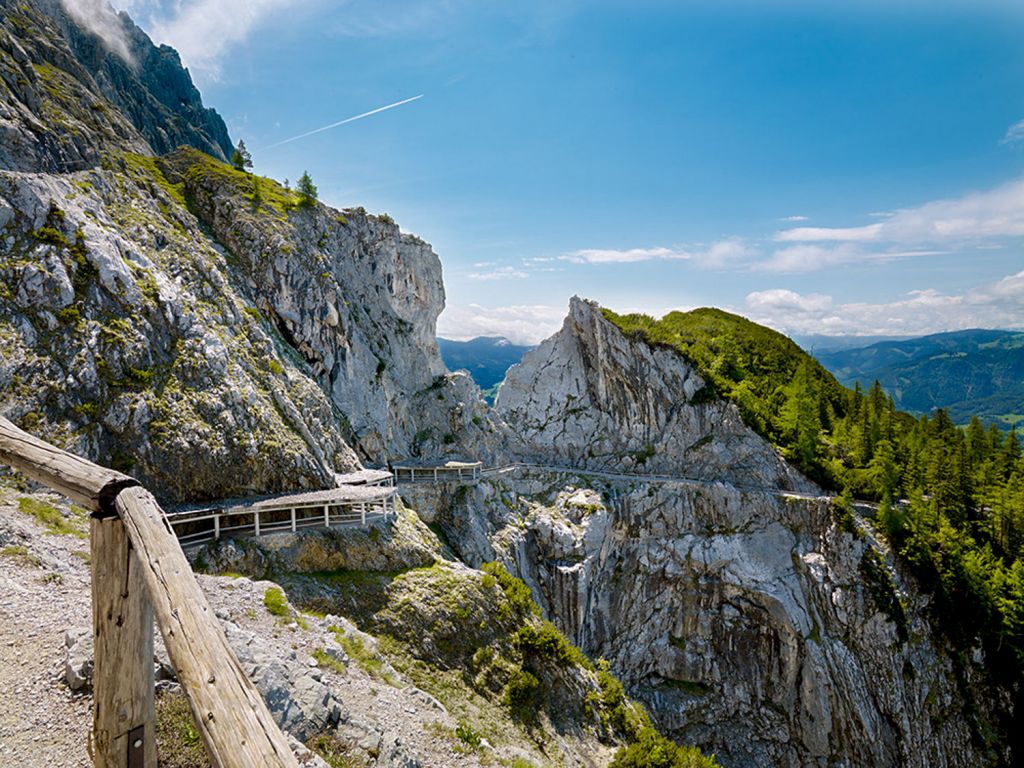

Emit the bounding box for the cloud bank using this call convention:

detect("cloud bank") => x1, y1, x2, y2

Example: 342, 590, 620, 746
565, 176, 1024, 275
745, 268, 1024, 337
62, 0, 135, 64
436, 303, 566, 346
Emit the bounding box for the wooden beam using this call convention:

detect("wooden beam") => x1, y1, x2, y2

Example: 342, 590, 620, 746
91, 517, 156, 768
115, 486, 299, 768
0, 416, 138, 517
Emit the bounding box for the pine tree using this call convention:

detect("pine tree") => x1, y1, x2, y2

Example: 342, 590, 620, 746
231, 139, 253, 172
296, 171, 318, 208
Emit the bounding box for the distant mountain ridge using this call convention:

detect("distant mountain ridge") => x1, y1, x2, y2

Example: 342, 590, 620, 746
814, 328, 1024, 428
437, 336, 533, 401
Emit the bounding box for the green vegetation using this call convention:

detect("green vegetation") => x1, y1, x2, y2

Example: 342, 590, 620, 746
330, 626, 395, 684
17, 497, 86, 537
312, 647, 347, 675
1, 544, 41, 567
119, 153, 188, 207
263, 586, 290, 619
817, 329, 1024, 429
297, 171, 318, 208
163, 147, 297, 218
455, 720, 483, 748
231, 139, 253, 172
611, 727, 721, 768
602, 307, 846, 482
32, 202, 68, 246
514, 621, 594, 671
481, 561, 540, 621
307, 731, 366, 768
155, 689, 210, 768
604, 304, 1024, 709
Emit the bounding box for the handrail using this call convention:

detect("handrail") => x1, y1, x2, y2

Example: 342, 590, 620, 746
0, 417, 298, 768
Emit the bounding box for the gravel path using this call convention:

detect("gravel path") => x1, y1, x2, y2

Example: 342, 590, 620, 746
0, 485, 584, 767
0, 487, 93, 767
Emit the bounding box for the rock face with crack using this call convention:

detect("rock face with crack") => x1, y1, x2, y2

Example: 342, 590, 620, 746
496, 297, 812, 491
0, 0, 503, 500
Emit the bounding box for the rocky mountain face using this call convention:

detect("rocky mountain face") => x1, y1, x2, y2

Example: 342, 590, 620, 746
410, 473, 995, 767
405, 298, 1007, 767
0, 0, 232, 173
0, 0, 497, 501
496, 297, 813, 492
0, 2, 1013, 767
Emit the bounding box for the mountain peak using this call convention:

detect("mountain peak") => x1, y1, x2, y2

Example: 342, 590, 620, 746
0, 0, 232, 172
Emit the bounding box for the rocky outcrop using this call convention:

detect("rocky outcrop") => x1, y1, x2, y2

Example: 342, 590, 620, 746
0, 0, 231, 173
0, 0, 501, 498
423, 468, 995, 768
496, 297, 813, 491
158, 148, 505, 465
0, 165, 361, 501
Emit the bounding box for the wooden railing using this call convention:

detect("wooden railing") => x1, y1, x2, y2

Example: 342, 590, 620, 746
167, 489, 397, 549
393, 461, 482, 484
0, 417, 299, 768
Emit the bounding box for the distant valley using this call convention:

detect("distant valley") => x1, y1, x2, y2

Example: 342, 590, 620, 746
437, 336, 534, 401
813, 329, 1024, 429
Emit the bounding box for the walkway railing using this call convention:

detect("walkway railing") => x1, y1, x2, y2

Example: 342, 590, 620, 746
0, 417, 299, 768
394, 461, 481, 484
167, 486, 397, 549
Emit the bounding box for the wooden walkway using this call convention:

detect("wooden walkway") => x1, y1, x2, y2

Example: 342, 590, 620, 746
166, 483, 398, 549
393, 461, 482, 484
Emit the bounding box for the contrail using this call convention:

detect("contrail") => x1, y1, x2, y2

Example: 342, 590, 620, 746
262, 95, 424, 150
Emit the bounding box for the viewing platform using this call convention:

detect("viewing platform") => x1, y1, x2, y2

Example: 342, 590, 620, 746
166, 483, 398, 548
393, 460, 482, 484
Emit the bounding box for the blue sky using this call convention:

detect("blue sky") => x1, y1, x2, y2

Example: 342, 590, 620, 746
115, 0, 1024, 344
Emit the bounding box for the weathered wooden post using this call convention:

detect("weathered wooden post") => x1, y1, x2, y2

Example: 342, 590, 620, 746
91, 516, 157, 767
0, 417, 300, 768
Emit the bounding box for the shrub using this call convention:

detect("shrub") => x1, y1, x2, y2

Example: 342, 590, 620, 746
481, 561, 540, 621
503, 668, 541, 718
515, 621, 593, 671
455, 721, 482, 748
263, 586, 289, 619
611, 727, 720, 768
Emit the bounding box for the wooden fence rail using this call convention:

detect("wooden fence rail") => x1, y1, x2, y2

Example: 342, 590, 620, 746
0, 416, 298, 768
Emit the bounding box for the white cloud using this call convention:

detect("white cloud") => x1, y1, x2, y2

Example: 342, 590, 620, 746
144, 0, 299, 77
745, 289, 833, 314
436, 303, 566, 346
561, 238, 755, 267
775, 178, 1024, 245
755, 243, 947, 273
1001, 118, 1024, 145
743, 269, 1024, 337
779, 215, 808, 222
466, 266, 529, 281
62, 0, 135, 64
776, 223, 884, 243
562, 246, 686, 264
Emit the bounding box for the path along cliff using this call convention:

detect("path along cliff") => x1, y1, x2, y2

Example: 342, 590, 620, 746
0, 1, 1014, 766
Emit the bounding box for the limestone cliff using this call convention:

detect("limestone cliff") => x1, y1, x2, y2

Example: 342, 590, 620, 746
496, 297, 812, 492
413, 472, 999, 767
0, 0, 232, 173
0, 0, 498, 500
409, 297, 1008, 767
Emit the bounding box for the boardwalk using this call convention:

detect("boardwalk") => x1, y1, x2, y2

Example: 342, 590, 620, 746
163, 459, 868, 550
166, 483, 398, 548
